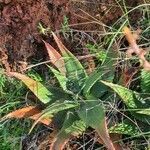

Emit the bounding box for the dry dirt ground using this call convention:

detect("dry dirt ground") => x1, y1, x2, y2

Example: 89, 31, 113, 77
0, 0, 146, 149
0, 0, 143, 72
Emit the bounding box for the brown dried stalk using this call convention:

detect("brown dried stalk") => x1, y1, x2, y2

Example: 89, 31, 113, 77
123, 27, 150, 71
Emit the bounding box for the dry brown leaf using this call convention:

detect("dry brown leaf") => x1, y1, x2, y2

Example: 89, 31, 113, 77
6, 72, 51, 104
51, 32, 67, 55
142, 60, 150, 71
1, 106, 51, 125
98, 133, 122, 150
121, 68, 138, 87
30, 113, 52, 126
123, 26, 141, 55
49, 130, 71, 150
123, 26, 150, 71
50, 136, 70, 150
96, 118, 115, 150
43, 40, 66, 75
5, 106, 40, 118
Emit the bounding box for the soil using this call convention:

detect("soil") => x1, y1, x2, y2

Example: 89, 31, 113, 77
0, 0, 142, 72
0, 0, 144, 149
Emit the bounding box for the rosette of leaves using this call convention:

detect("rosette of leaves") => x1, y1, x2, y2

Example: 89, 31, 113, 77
1, 33, 117, 150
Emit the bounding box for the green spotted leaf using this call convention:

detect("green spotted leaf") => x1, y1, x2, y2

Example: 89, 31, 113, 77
101, 81, 150, 123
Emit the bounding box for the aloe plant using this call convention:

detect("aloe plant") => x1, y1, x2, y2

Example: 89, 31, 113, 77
1, 25, 150, 150
1, 32, 117, 150
2, 28, 150, 149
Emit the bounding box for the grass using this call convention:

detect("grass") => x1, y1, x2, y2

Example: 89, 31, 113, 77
0, 68, 28, 149
0, 68, 53, 149
0, 1, 150, 149
0, 68, 47, 149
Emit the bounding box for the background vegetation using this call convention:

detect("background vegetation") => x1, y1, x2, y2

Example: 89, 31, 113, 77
0, 0, 150, 149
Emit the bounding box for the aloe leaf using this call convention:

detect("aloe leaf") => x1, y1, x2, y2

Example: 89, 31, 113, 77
78, 101, 115, 150
43, 40, 66, 75
1, 106, 52, 125
109, 122, 140, 136
43, 101, 78, 116
137, 109, 150, 115
101, 81, 149, 109
8, 72, 54, 104
29, 113, 52, 125
52, 32, 86, 76
83, 66, 113, 97
101, 81, 150, 123
2, 106, 40, 119
50, 134, 70, 150
50, 112, 86, 150
141, 70, 150, 93
29, 101, 79, 133
101, 81, 138, 108
52, 32, 87, 93
110, 119, 150, 138
83, 48, 118, 98
78, 101, 105, 128
47, 65, 67, 90
65, 119, 86, 137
